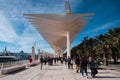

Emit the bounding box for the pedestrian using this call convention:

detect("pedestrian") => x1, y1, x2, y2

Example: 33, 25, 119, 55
81, 57, 88, 77
28, 56, 32, 64
65, 57, 67, 65
54, 57, 57, 64
60, 57, 63, 64
75, 56, 80, 73
44, 57, 47, 65
88, 57, 98, 77
67, 56, 71, 69
40, 56, 44, 70
71, 59, 73, 69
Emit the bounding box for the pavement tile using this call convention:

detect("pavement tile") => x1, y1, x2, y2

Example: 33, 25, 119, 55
0, 62, 120, 80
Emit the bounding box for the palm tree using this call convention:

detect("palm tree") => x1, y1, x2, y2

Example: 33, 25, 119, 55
71, 45, 79, 58
107, 27, 120, 63
96, 34, 110, 66
71, 27, 120, 65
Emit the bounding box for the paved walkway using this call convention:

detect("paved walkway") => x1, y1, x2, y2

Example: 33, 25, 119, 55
0, 62, 120, 80
105, 64, 120, 72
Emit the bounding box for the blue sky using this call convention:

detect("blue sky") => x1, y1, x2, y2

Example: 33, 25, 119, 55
0, 0, 120, 53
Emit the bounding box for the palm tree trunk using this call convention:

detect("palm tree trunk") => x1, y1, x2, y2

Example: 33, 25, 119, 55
113, 53, 117, 64
103, 53, 106, 66
103, 53, 108, 66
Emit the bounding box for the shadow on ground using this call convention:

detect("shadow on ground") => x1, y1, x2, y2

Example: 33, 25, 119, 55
95, 76, 120, 78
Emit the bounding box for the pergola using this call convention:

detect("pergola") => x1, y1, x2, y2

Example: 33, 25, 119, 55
24, 1, 92, 58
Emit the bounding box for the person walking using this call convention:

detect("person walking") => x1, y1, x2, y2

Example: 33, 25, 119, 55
67, 56, 71, 69
40, 56, 44, 70
54, 57, 57, 64
81, 57, 88, 77
88, 57, 98, 77
75, 56, 80, 73
60, 57, 63, 64
28, 56, 32, 64
71, 59, 74, 69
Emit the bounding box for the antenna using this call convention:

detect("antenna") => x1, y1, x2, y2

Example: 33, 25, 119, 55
65, 0, 71, 14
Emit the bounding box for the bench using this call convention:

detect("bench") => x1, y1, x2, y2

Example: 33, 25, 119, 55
28, 62, 39, 67
1, 65, 26, 74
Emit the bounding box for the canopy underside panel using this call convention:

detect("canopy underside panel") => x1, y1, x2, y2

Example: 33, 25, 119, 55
24, 14, 92, 51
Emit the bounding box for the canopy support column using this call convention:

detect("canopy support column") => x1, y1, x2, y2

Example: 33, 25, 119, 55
60, 50, 63, 57
58, 49, 60, 57
54, 47, 60, 57
67, 32, 71, 58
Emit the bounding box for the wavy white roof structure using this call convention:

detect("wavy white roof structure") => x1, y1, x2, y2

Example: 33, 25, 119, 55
24, 1, 93, 57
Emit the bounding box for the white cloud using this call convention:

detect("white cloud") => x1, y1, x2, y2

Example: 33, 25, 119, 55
0, 12, 18, 43
0, 0, 67, 53
0, 12, 53, 53
91, 22, 113, 32
15, 26, 53, 53
86, 20, 119, 35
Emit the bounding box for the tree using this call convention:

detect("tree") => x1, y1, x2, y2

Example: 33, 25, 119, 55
107, 27, 120, 63
71, 27, 120, 65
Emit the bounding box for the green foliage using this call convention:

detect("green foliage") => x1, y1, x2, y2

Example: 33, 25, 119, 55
71, 27, 120, 63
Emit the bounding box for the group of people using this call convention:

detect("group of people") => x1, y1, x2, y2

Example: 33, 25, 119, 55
29, 55, 98, 77
39, 56, 65, 70
67, 56, 98, 78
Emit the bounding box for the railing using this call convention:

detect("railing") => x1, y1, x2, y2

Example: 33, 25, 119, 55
0, 60, 29, 69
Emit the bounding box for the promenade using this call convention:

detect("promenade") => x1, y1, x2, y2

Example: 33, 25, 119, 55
0, 62, 120, 80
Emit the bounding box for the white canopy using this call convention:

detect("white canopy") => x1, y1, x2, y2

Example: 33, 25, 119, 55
24, 1, 93, 53
24, 14, 91, 51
